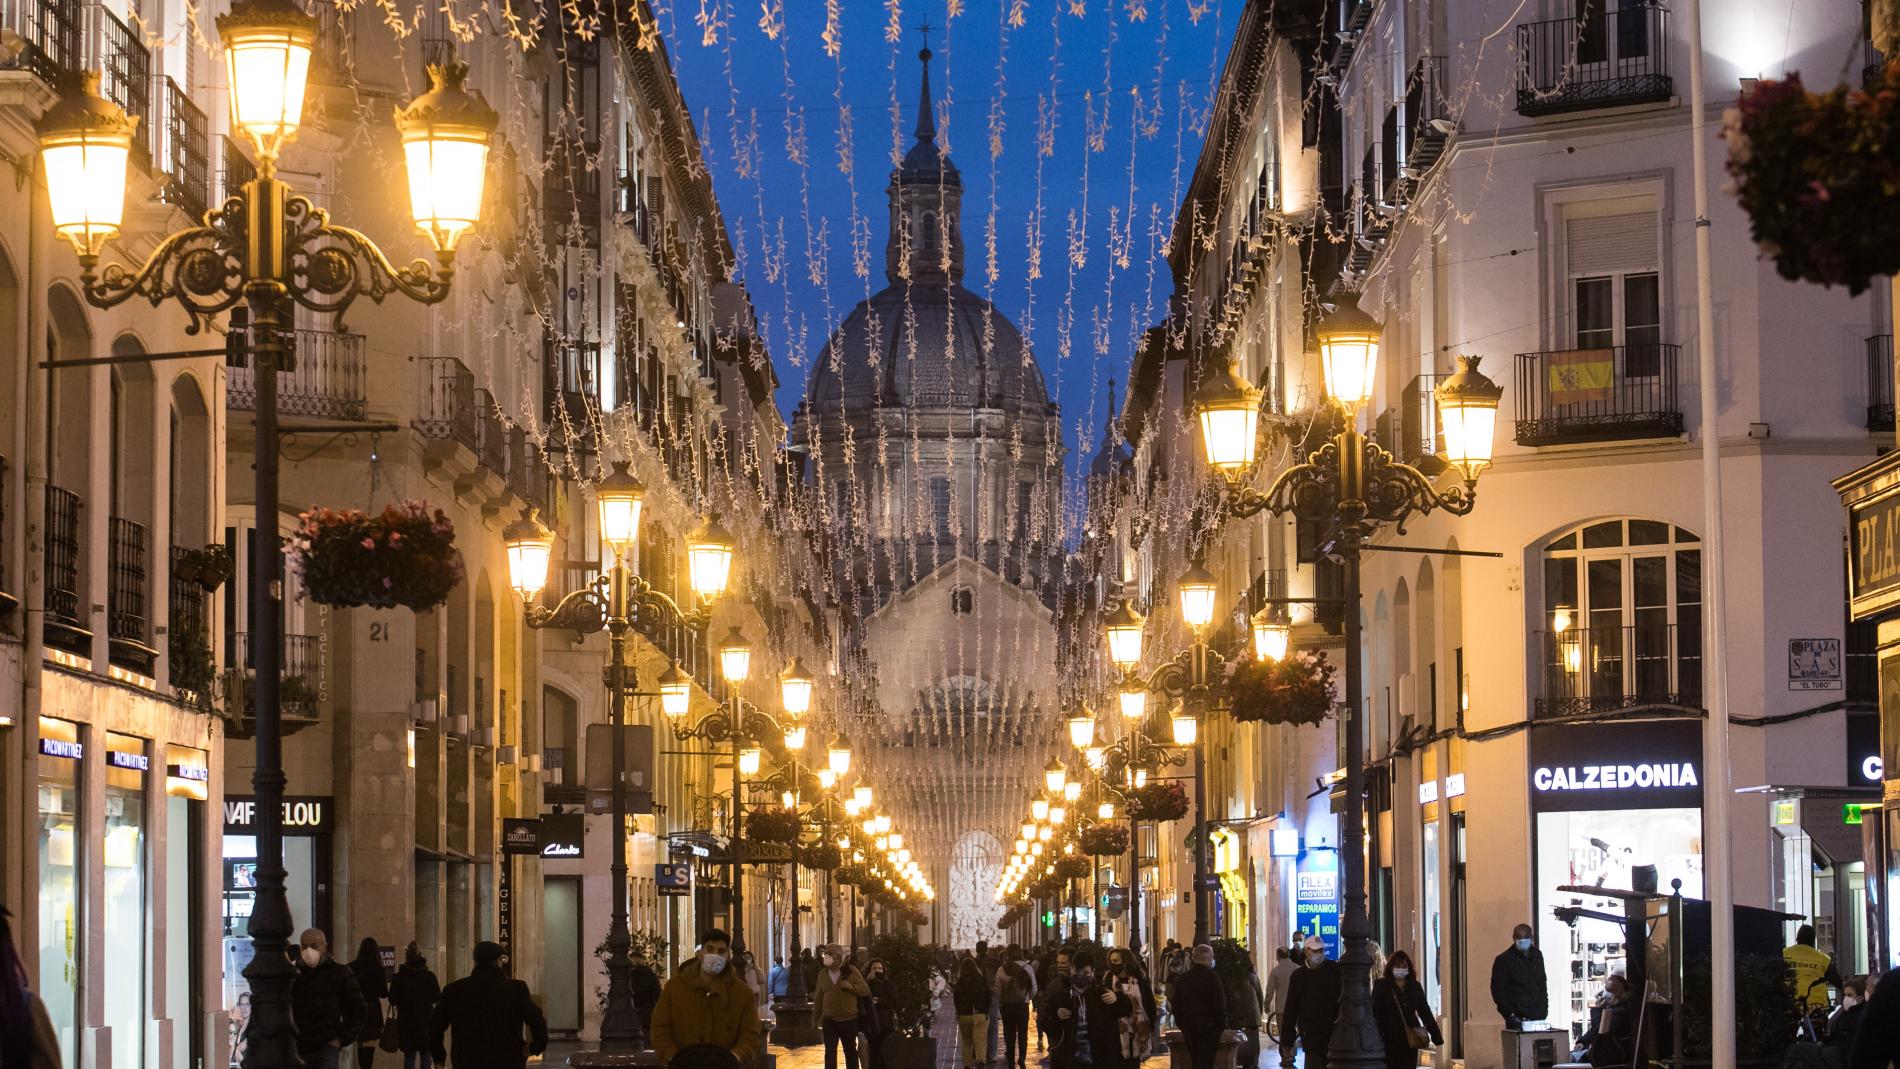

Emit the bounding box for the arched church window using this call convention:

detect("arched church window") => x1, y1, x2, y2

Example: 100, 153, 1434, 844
922, 212, 938, 252
950, 586, 974, 615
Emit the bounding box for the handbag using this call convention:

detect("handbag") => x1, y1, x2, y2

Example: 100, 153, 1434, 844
378, 1011, 402, 1053
1389, 989, 1430, 1050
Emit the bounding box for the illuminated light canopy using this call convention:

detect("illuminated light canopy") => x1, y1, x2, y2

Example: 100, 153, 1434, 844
393, 62, 499, 254
37, 73, 138, 260
1434, 354, 1505, 482
1318, 293, 1381, 413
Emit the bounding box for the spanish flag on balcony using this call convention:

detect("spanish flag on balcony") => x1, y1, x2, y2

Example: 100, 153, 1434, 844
1547, 348, 1615, 405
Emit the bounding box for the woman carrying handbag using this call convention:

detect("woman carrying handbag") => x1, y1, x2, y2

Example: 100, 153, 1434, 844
1370, 951, 1442, 1069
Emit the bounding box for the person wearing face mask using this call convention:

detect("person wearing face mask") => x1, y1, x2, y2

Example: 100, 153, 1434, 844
1041, 952, 1133, 1069
860, 958, 898, 1069
1281, 936, 1342, 1069
1102, 950, 1154, 1067
1168, 945, 1228, 1069
1371, 951, 1441, 1069
1827, 978, 1867, 1058
428, 942, 548, 1069
650, 929, 762, 1065
815, 943, 873, 1069
291, 929, 368, 1069
1489, 924, 1548, 1030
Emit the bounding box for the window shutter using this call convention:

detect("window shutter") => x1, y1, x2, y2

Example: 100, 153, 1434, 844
1565, 212, 1656, 276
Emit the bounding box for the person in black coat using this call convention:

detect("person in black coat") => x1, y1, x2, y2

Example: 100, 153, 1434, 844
386, 943, 441, 1069
1170, 946, 1229, 1069
1038, 951, 1134, 1069
1489, 925, 1548, 1029
1851, 967, 1899, 1069
631, 955, 664, 1041
429, 941, 549, 1069
1281, 937, 1343, 1069
292, 929, 368, 1069
348, 938, 389, 1069
1370, 951, 1442, 1069
861, 958, 899, 1069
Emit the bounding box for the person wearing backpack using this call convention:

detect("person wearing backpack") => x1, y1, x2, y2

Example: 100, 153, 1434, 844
995, 945, 1037, 1069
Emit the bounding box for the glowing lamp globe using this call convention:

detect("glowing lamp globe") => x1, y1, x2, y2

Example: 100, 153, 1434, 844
1084, 746, 1104, 770
1020, 821, 1036, 841
782, 725, 807, 752
827, 734, 853, 776
394, 62, 499, 254
1097, 801, 1115, 820
738, 747, 763, 777
779, 658, 815, 717
1118, 687, 1148, 722
1434, 354, 1504, 482
853, 785, 874, 809
1194, 358, 1262, 478
684, 515, 736, 602
217, 0, 316, 157
1252, 612, 1291, 662
1068, 713, 1096, 749
502, 508, 555, 603
1318, 294, 1381, 413
1177, 564, 1219, 632
1062, 780, 1081, 803
595, 462, 646, 560
717, 628, 753, 684
1044, 759, 1068, 794
1170, 710, 1199, 747
1103, 601, 1146, 670
1031, 798, 1050, 821
817, 769, 838, 791
38, 73, 137, 260
657, 662, 691, 719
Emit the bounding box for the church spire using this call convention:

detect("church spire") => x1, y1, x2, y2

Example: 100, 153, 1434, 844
885, 20, 964, 285
915, 22, 936, 145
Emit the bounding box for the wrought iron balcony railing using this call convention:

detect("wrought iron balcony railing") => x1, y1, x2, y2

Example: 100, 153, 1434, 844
44, 484, 88, 654
88, 3, 150, 170
1405, 56, 1450, 173
1513, 343, 1683, 445
1867, 334, 1893, 432
155, 76, 209, 222
227, 631, 324, 731
0, 0, 81, 89
107, 516, 157, 674
1534, 622, 1702, 718
228, 327, 368, 419
1516, 4, 1672, 117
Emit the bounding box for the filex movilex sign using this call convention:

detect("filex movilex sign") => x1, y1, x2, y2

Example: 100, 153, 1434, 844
1527, 718, 1704, 812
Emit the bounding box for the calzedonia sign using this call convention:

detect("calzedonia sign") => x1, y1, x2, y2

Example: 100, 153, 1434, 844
1527, 719, 1704, 813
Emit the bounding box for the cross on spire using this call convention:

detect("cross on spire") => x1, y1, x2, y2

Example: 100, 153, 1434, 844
917, 18, 933, 59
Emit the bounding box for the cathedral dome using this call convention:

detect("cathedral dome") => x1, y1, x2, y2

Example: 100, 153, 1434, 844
805, 283, 1051, 415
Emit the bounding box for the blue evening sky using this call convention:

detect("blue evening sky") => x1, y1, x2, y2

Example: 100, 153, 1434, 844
659, 1, 1239, 485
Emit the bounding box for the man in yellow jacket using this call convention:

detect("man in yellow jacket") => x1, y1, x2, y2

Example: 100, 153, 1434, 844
1783, 924, 1843, 1015
651, 929, 764, 1065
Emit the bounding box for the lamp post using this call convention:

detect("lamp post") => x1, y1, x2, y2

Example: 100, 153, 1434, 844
37, 12, 500, 1065
1091, 705, 1185, 955
1103, 566, 1224, 945
664, 625, 784, 954
1189, 294, 1501, 1068
503, 480, 734, 1057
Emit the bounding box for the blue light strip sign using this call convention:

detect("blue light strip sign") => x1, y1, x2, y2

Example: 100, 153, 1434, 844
39, 738, 82, 760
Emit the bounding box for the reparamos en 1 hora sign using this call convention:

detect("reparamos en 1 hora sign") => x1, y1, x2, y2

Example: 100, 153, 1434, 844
1533, 762, 1700, 792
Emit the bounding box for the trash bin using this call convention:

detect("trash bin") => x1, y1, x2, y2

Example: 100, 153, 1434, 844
1163, 1028, 1241, 1069
1500, 1028, 1568, 1069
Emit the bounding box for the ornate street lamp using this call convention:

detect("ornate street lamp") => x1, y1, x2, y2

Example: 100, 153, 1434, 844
1104, 601, 1146, 670
41, 6, 498, 1059
1190, 292, 1502, 1069
780, 658, 815, 717
718, 627, 753, 684
1068, 712, 1097, 749
1044, 759, 1068, 794
828, 734, 854, 776
1251, 610, 1291, 662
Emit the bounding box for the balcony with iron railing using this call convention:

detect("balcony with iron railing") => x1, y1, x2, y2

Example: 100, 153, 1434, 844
226, 631, 323, 734
154, 76, 208, 222
1513, 343, 1683, 445
1377, 373, 1447, 473
1516, 4, 1672, 117
106, 516, 157, 675
1867, 334, 1893, 432
544, 339, 602, 443
0, 0, 82, 89
219, 135, 256, 205
89, 2, 150, 170
44, 484, 88, 655
506, 428, 550, 514
228, 327, 368, 419
168, 545, 214, 696
1533, 621, 1702, 718
1405, 56, 1451, 173
416, 356, 481, 451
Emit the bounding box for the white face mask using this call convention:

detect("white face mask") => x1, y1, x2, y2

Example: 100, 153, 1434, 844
702, 953, 729, 975
300, 947, 323, 967
1392, 968, 1410, 980
1305, 953, 1323, 967
1844, 996, 1861, 1009
822, 955, 836, 967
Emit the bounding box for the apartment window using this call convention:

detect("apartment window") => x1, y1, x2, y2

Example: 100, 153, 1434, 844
1539, 519, 1702, 715
930, 478, 952, 537
1565, 209, 1662, 374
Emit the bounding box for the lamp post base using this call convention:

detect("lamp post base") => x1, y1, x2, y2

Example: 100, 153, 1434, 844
770, 998, 820, 1047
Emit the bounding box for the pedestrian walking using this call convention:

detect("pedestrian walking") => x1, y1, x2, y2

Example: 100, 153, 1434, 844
293, 929, 368, 1069
1219, 946, 1264, 1069
815, 943, 872, 1069
1170, 946, 1227, 1069
650, 930, 761, 1065
1786, 923, 1844, 1033
982, 945, 1004, 1063
1102, 949, 1154, 1066
1829, 979, 1868, 1060
955, 957, 993, 1068
1040, 951, 1134, 1069
1371, 950, 1441, 1069
348, 938, 389, 1069
633, 953, 665, 1037
995, 945, 1037, 1069
769, 957, 791, 998
739, 952, 771, 1028
1281, 936, 1341, 1069
1262, 948, 1296, 1043
387, 943, 441, 1069
428, 941, 547, 1068
1850, 966, 1899, 1068
1489, 925, 1547, 1030
861, 958, 898, 1069
1, 906, 61, 1069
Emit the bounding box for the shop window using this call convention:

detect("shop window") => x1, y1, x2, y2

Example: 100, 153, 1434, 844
37, 716, 81, 1069
1537, 518, 1702, 717
103, 732, 148, 1069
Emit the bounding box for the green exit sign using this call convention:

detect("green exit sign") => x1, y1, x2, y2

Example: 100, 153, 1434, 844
1844, 803, 1868, 826
1042, 911, 1056, 927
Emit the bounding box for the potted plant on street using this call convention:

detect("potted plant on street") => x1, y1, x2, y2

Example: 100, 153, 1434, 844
867, 931, 938, 1069
1228, 651, 1336, 726
1680, 953, 1799, 1068
289, 500, 464, 612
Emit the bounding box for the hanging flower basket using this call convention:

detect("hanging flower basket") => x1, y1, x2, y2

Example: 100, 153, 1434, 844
746, 807, 802, 844
173, 543, 233, 593
1078, 823, 1131, 857
804, 842, 843, 871
998, 904, 1027, 929
1053, 855, 1092, 881
901, 907, 928, 926
1229, 651, 1336, 726
289, 501, 464, 612
1125, 782, 1190, 822
1723, 64, 1900, 294
834, 863, 869, 886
